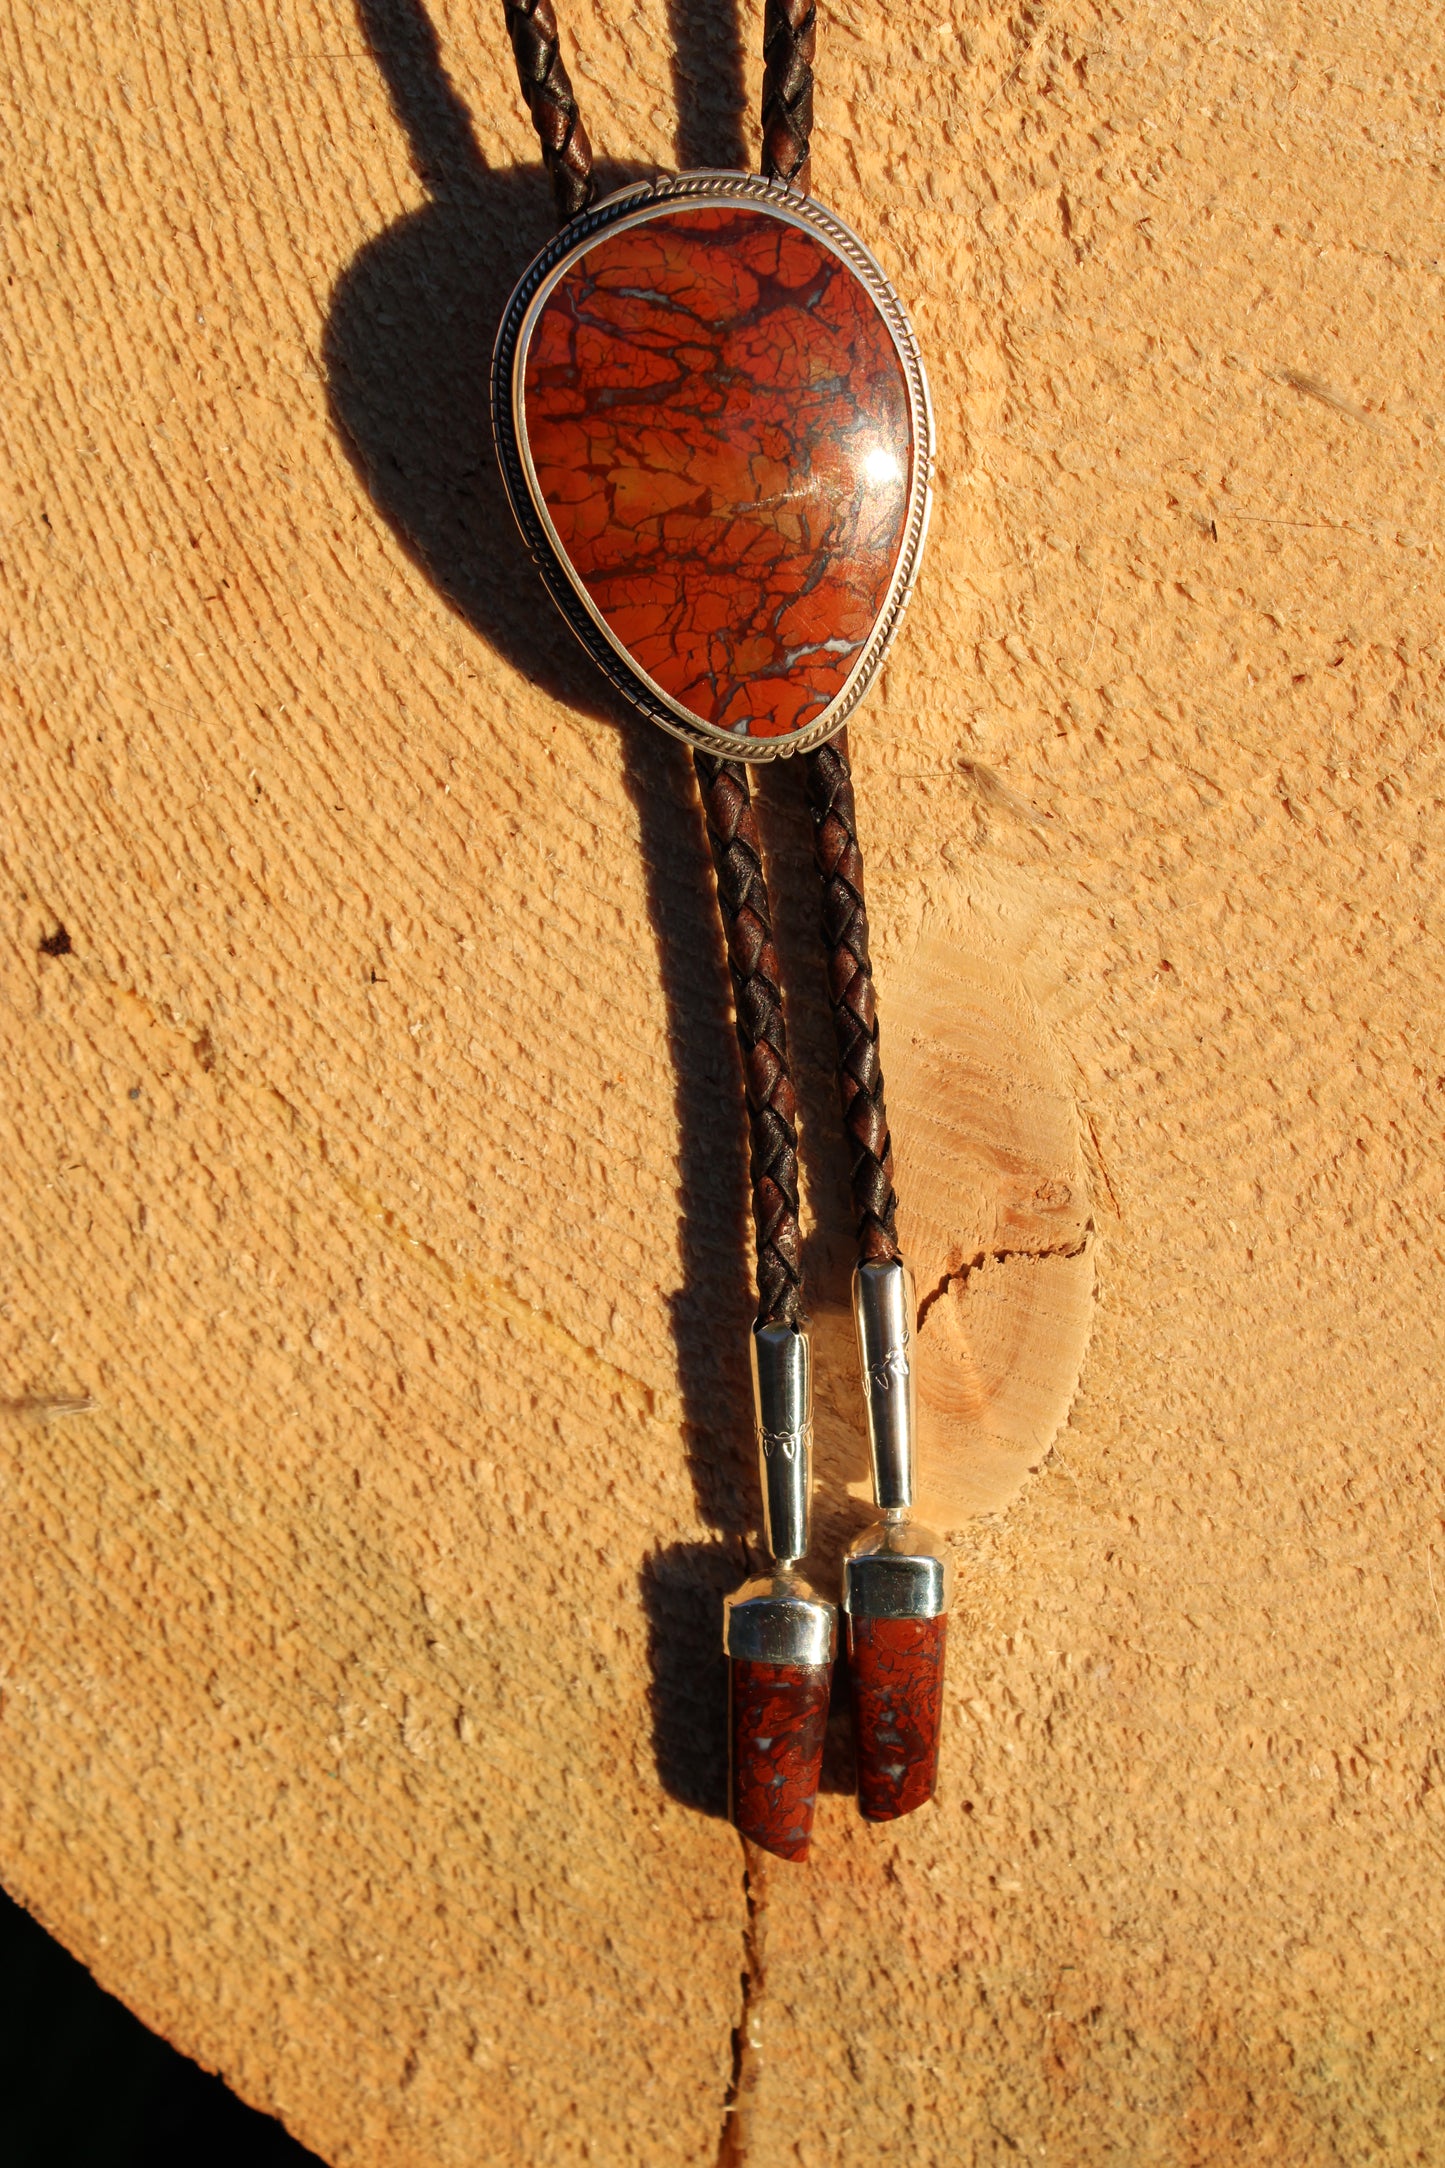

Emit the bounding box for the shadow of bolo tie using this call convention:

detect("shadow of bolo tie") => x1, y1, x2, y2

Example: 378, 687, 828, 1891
325, 0, 861, 1818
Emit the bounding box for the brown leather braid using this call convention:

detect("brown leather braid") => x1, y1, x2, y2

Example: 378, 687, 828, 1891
761, 0, 816, 194
758, 9, 906, 1273
502, 0, 596, 224
803, 731, 901, 1265
692, 752, 806, 1327
499, 0, 891, 1304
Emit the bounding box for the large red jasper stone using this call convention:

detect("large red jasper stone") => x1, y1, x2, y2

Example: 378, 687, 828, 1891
847, 1612, 946, 1822
522, 205, 912, 742
730, 1657, 832, 1861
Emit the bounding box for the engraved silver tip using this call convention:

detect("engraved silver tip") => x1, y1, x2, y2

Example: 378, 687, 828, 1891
750, 1320, 814, 1567
853, 1258, 918, 1511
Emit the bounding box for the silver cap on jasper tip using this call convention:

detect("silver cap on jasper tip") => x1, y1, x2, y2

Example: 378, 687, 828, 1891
843, 1518, 949, 1620
724, 1570, 837, 1665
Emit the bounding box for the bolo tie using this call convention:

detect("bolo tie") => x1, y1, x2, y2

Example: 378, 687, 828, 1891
490, 0, 948, 1860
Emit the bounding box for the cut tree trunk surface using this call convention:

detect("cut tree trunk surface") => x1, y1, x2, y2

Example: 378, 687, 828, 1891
3, 1, 1443, 2163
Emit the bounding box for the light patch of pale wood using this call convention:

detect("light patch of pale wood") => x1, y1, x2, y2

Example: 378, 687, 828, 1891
894, 934, 1095, 1524
808, 929, 1093, 1532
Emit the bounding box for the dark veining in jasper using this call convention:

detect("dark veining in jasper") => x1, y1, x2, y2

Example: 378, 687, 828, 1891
848, 1613, 946, 1822
730, 1658, 831, 1860
523, 205, 911, 741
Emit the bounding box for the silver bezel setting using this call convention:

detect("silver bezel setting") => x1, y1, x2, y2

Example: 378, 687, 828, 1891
491, 171, 935, 763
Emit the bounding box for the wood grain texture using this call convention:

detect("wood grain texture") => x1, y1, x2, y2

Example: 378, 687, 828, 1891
2, 0, 1444, 2162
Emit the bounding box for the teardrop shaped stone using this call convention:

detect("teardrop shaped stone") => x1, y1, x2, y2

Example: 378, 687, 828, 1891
520, 203, 914, 744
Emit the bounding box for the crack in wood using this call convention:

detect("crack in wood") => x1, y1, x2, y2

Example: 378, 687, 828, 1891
915, 1226, 1095, 1336
716, 1841, 769, 2167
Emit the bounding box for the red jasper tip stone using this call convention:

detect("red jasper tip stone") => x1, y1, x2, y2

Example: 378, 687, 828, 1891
729, 1657, 832, 1862
522, 205, 912, 744
848, 1613, 946, 1822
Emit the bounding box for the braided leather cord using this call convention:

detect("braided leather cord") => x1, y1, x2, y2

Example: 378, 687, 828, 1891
502, 0, 596, 223
761, 0, 816, 193
693, 753, 806, 1327
499, 0, 891, 1299
804, 731, 901, 1264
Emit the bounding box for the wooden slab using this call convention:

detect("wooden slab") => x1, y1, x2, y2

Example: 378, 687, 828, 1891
3, 0, 1444, 2163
